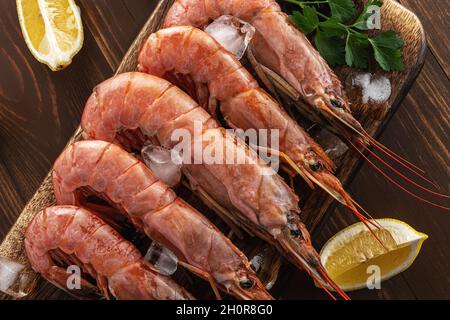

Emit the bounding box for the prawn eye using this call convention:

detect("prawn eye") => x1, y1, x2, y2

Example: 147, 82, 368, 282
288, 223, 301, 237
310, 162, 322, 171
331, 99, 342, 109
239, 277, 254, 289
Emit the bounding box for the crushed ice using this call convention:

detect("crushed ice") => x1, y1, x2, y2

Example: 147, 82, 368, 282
205, 15, 256, 60
141, 145, 182, 187
0, 257, 27, 297
145, 242, 178, 276
352, 73, 392, 104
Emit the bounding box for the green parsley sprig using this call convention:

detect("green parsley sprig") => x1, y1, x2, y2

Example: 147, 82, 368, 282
285, 0, 405, 71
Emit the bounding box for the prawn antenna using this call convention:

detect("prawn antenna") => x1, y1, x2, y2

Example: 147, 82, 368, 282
346, 137, 450, 211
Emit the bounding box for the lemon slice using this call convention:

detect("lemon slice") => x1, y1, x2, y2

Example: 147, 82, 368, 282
319, 218, 428, 291
17, 0, 83, 71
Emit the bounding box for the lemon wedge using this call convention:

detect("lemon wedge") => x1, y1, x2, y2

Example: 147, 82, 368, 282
319, 218, 428, 291
17, 0, 83, 71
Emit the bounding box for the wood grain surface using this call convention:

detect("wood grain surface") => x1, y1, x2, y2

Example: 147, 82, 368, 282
0, 0, 448, 299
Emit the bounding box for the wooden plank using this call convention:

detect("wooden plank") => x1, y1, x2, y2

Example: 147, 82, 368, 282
0, 0, 112, 238
400, 0, 450, 79
121, 0, 160, 23
77, 0, 157, 70
0, 0, 436, 300
0, 0, 157, 300
0, 0, 174, 300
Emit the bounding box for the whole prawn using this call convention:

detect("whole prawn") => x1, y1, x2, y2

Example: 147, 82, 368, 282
25, 205, 193, 300
52, 140, 272, 300
81, 72, 349, 299
162, 0, 450, 210
163, 0, 361, 133
137, 26, 373, 225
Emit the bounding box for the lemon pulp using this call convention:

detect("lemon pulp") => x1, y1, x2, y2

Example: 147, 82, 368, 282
18, 0, 83, 70
320, 219, 428, 291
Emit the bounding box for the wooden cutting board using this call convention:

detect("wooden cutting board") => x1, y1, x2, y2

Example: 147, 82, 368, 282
0, 0, 426, 299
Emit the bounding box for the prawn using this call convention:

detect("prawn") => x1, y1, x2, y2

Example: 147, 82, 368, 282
137, 26, 376, 226
81, 72, 350, 300
162, 0, 450, 210
25, 205, 193, 300
52, 140, 272, 300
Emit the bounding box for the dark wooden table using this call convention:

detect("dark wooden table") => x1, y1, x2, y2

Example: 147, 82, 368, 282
0, 0, 448, 299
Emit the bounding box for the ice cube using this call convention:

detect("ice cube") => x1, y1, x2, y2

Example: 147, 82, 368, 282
353, 73, 392, 104
141, 145, 182, 187
205, 15, 256, 60
313, 129, 349, 160
249, 245, 281, 290
145, 242, 178, 276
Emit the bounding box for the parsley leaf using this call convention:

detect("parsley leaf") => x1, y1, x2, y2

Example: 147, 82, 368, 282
328, 0, 357, 22
353, 0, 383, 30
369, 30, 405, 71
345, 32, 370, 68
290, 6, 320, 34
315, 30, 346, 66
319, 18, 347, 37
285, 0, 405, 71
